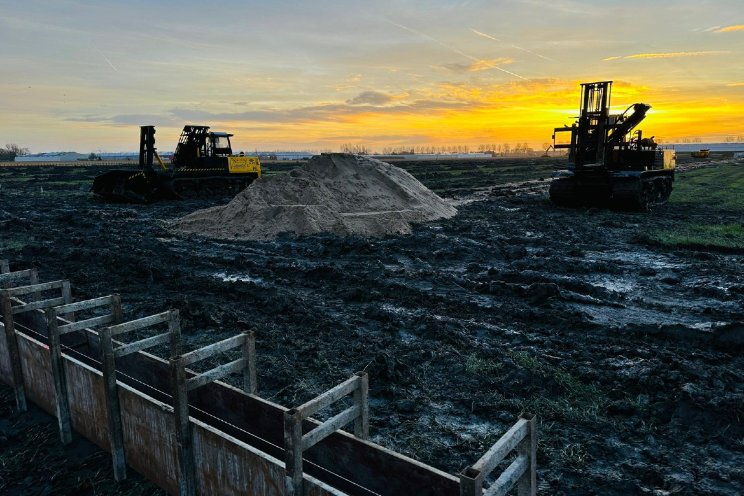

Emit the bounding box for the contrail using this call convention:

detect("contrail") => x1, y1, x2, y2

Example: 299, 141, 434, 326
471, 29, 553, 61
95, 48, 119, 73
384, 19, 526, 80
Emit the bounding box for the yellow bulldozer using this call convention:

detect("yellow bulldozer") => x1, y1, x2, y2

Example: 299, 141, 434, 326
92, 125, 261, 203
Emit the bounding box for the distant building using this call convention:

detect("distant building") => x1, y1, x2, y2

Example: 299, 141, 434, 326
15, 152, 87, 162
669, 143, 744, 153
255, 151, 314, 161
370, 153, 494, 161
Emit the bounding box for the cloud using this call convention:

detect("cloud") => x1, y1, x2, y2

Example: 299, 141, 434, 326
605, 51, 730, 60
727, 82, 744, 87
440, 57, 514, 73
346, 91, 394, 105
470, 29, 553, 61
715, 25, 744, 33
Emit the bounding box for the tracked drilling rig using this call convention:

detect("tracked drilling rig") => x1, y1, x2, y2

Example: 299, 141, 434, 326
550, 81, 675, 210
92, 125, 261, 203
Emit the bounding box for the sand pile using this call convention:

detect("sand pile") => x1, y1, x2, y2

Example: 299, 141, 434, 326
173, 153, 457, 240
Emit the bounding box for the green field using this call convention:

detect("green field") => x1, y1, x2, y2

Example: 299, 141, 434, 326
640, 162, 744, 251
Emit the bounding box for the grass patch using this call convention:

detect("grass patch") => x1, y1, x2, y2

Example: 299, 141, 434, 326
671, 163, 744, 210
639, 223, 744, 251
464, 353, 503, 375
0, 239, 29, 251
508, 351, 607, 422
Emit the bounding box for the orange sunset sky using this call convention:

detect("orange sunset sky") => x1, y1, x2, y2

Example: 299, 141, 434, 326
1, 0, 742, 153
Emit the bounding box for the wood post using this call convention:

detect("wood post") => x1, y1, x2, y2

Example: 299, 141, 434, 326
284, 408, 304, 495
517, 414, 537, 496
45, 307, 72, 444
353, 371, 369, 439
27, 269, 39, 301
100, 327, 127, 481
169, 310, 182, 357
61, 280, 74, 322
171, 356, 195, 496
242, 330, 257, 395
1, 292, 27, 412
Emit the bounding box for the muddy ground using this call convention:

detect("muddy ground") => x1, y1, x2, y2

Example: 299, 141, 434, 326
1, 156, 742, 495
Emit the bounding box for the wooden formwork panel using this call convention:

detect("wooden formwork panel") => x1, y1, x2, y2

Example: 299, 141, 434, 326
17, 332, 56, 414
3, 326, 346, 496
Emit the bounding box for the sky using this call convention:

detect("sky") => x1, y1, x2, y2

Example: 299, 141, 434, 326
1, 0, 743, 153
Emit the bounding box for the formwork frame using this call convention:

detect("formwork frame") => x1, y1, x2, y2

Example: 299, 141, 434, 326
0, 260, 540, 496
285, 372, 369, 495
100, 310, 183, 481
46, 294, 123, 444
170, 331, 257, 496
0, 274, 71, 412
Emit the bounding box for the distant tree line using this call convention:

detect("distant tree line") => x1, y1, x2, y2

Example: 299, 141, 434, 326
0, 144, 29, 161
340, 143, 370, 155
341, 143, 550, 155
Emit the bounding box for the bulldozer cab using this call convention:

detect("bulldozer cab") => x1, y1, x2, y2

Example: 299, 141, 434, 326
209, 132, 233, 157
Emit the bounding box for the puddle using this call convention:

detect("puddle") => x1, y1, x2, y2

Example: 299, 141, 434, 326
212, 271, 265, 284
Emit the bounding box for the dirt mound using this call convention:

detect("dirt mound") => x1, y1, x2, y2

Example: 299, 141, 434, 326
172, 153, 457, 239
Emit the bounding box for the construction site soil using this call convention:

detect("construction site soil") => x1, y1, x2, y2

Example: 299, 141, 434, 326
1, 156, 742, 495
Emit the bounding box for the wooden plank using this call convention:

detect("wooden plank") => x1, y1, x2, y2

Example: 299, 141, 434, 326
0, 260, 8, 274
100, 327, 127, 480
53, 295, 114, 314
517, 415, 537, 496
4, 279, 64, 296
0, 269, 36, 286
114, 332, 171, 358
1, 294, 27, 411
485, 455, 528, 496
171, 357, 196, 496
180, 334, 245, 366
471, 419, 528, 476
186, 358, 246, 392
12, 296, 66, 314
353, 372, 369, 439
241, 330, 257, 395
108, 312, 170, 336
302, 404, 360, 452
45, 307, 73, 444
58, 313, 115, 334
297, 375, 360, 418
